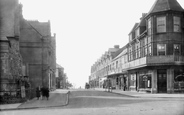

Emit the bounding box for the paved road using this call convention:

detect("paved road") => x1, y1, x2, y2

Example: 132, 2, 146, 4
1, 89, 184, 115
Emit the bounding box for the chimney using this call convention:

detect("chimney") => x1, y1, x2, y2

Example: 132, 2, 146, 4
140, 13, 147, 20
114, 45, 119, 49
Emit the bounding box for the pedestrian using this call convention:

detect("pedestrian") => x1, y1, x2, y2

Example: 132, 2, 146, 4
41, 86, 45, 100
36, 87, 40, 100
45, 87, 50, 100
108, 79, 112, 92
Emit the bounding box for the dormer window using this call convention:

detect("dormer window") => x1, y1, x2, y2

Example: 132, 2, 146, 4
135, 28, 140, 38
173, 16, 181, 32
129, 34, 132, 42
157, 16, 166, 33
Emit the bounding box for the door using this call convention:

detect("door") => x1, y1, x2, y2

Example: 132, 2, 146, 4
157, 69, 167, 93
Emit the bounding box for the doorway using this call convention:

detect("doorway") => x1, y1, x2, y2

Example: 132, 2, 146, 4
157, 69, 167, 93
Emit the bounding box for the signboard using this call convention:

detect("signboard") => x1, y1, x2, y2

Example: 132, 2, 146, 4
143, 75, 148, 81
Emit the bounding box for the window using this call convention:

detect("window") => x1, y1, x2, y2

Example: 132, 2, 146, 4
139, 75, 152, 88
129, 34, 132, 42
174, 44, 181, 55
136, 46, 138, 59
173, 16, 181, 32
148, 18, 151, 35
145, 46, 148, 56
144, 38, 147, 56
157, 17, 166, 33
157, 44, 166, 55
116, 61, 118, 69
148, 44, 152, 55
148, 37, 152, 55
135, 28, 140, 38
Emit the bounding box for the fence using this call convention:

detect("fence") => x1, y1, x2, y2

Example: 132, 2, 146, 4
0, 88, 34, 104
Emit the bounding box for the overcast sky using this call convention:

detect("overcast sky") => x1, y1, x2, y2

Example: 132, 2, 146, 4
19, 0, 184, 88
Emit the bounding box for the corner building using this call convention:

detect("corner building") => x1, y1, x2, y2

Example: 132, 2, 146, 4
127, 0, 184, 93
90, 0, 184, 94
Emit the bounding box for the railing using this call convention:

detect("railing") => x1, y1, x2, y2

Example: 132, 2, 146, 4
0, 88, 33, 104
123, 55, 184, 70
99, 55, 184, 76
147, 55, 184, 64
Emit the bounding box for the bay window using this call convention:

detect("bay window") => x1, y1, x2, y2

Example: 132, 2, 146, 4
157, 16, 166, 33
173, 16, 181, 32
157, 44, 166, 56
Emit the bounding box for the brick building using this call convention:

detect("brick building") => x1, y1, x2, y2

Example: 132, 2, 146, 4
19, 19, 56, 93
56, 64, 66, 89
90, 0, 184, 93
0, 0, 56, 103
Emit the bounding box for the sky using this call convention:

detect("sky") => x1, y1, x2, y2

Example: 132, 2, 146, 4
19, 0, 184, 88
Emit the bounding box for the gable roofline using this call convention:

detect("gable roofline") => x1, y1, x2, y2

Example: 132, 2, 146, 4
146, 0, 184, 17
128, 23, 139, 35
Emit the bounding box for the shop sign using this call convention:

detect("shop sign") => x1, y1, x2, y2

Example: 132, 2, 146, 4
143, 75, 148, 81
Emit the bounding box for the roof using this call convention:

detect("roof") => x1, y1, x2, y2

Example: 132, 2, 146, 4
111, 47, 125, 59
147, 0, 184, 15
137, 14, 147, 27
128, 23, 139, 35
27, 20, 51, 37
56, 64, 63, 69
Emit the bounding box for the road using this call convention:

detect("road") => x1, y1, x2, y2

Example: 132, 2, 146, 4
1, 89, 184, 115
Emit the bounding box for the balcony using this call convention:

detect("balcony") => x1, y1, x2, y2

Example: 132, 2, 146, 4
123, 55, 184, 70
147, 55, 184, 65
105, 55, 184, 76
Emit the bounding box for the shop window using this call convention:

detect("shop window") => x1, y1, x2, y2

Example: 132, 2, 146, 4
174, 69, 184, 92
130, 74, 136, 87
173, 16, 181, 32
139, 75, 152, 88
157, 16, 166, 33
157, 44, 166, 56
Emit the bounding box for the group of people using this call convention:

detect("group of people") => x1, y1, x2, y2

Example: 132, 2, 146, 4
103, 79, 112, 92
36, 86, 50, 100
103, 79, 127, 92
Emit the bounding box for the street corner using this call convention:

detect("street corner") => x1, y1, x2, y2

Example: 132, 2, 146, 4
17, 93, 69, 109
0, 103, 22, 111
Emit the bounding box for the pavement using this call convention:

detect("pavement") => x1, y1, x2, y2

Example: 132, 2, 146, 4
94, 88, 184, 98
0, 89, 69, 111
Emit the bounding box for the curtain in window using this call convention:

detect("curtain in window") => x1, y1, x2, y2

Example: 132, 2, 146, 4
174, 16, 180, 32
157, 44, 166, 55
157, 17, 166, 33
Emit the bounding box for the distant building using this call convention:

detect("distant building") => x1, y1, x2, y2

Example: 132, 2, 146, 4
56, 64, 64, 88
90, 45, 120, 88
